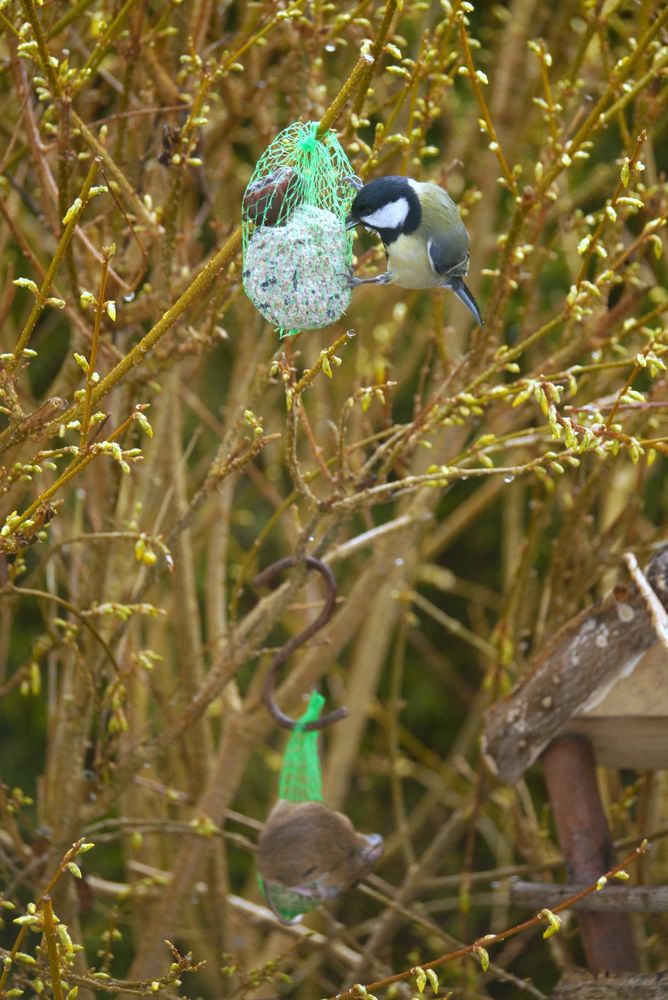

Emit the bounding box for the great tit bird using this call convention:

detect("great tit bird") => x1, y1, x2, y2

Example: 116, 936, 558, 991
346, 175, 483, 326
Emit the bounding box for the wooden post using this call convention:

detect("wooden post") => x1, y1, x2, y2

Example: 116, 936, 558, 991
542, 735, 638, 973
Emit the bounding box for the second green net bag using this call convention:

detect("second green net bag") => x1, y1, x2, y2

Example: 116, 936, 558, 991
259, 692, 325, 923
242, 121, 356, 338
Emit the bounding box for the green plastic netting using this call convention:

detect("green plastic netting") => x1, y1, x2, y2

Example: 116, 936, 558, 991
260, 691, 325, 922
241, 121, 356, 338
278, 690, 324, 804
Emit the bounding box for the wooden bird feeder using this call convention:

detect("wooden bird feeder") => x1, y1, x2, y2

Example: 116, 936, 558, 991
482, 545, 668, 991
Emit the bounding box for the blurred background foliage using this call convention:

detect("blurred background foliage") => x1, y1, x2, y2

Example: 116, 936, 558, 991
0, 0, 667, 996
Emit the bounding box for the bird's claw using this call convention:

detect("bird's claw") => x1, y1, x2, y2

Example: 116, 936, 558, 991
339, 267, 359, 289
343, 174, 363, 192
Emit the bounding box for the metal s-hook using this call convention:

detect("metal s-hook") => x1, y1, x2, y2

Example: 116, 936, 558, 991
253, 555, 348, 732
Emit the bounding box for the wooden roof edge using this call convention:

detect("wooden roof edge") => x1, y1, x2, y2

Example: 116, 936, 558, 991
481, 545, 668, 785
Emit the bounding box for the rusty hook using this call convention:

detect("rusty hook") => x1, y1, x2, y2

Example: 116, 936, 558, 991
253, 555, 349, 731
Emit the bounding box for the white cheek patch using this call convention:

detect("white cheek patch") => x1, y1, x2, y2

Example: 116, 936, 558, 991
361, 197, 410, 230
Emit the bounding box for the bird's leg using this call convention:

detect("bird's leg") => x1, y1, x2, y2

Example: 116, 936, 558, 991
346, 271, 393, 287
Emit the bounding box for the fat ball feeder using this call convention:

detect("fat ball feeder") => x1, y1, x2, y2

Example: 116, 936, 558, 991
241, 122, 356, 337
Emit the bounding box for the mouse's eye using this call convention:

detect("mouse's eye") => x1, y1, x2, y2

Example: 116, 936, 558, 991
301, 864, 317, 878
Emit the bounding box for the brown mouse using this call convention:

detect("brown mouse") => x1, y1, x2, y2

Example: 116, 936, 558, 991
257, 800, 383, 901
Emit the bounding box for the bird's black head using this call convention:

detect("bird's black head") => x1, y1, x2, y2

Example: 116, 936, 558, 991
346, 176, 421, 245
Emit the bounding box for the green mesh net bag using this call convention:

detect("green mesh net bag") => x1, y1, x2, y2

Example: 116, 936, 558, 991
277, 691, 324, 804
241, 121, 356, 338
260, 691, 325, 922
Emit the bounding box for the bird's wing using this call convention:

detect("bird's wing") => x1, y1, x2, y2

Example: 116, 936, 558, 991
427, 235, 470, 279
418, 182, 471, 279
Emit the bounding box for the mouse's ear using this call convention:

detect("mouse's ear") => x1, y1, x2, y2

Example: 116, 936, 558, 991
360, 832, 384, 865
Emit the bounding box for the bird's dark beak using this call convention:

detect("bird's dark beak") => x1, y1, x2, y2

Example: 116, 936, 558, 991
346, 215, 359, 231
449, 276, 484, 327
